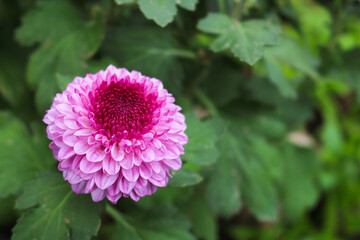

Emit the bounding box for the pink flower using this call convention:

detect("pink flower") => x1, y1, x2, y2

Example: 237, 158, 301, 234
43, 65, 188, 203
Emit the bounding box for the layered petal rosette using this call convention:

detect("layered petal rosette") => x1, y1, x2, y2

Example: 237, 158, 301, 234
43, 65, 188, 203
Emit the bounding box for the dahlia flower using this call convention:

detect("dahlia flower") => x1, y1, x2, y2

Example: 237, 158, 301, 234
43, 65, 188, 203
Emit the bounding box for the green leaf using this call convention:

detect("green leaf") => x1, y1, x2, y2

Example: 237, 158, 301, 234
56, 73, 73, 92
168, 169, 203, 187
198, 13, 280, 65
13, 173, 104, 240
0, 112, 51, 198
180, 193, 217, 240
183, 113, 223, 166
110, 205, 196, 240
263, 37, 319, 98
177, 0, 198, 11
0, 54, 27, 107
206, 132, 242, 217
102, 27, 195, 94
238, 134, 279, 221
291, 0, 331, 49
138, 0, 198, 27
115, 0, 198, 27
207, 129, 279, 220
281, 144, 319, 220
201, 58, 242, 106
15, 0, 105, 112
138, 0, 177, 27
115, 0, 135, 4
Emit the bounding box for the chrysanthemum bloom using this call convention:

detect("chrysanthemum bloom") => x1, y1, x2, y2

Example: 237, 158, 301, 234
43, 65, 188, 203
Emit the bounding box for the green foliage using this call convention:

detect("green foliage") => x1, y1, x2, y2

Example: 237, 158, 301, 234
15, 0, 105, 112
115, 0, 198, 27
1, 0, 360, 239
198, 13, 280, 65
109, 205, 196, 240
13, 173, 104, 240
262, 36, 319, 98
102, 27, 195, 94
0, 112, 52, 198
168, 169, 203, 187
183, 113, 223, 166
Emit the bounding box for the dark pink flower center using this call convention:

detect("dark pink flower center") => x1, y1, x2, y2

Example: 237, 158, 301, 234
90, 78, 159, 140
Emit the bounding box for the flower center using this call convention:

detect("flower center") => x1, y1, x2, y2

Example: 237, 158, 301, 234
90, 79, 158, 139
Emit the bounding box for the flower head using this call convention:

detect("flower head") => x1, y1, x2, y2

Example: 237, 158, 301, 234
43, 65, 188, 203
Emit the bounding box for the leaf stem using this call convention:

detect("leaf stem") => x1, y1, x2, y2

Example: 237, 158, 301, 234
231, 0, 245, 20
217, 0, 226, 13
195, 89, 220, 118
105, 204, 135, 232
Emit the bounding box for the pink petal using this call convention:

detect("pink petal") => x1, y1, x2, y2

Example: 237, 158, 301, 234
74, 129, 93, 136
107, 194, 122, 204
63, 130, 78, 147
118, 177, 136, 194
72, 181, 86, 194
91, 188, 106, 202
130, 192, 140, 202
63, 117, 79, 129
120, 152, 134, 169
141, 148, 155, 162
122, 166, 139, 182
139, 164, 153, 179
80, 158, 102, 174
77, 117, 90, 128
58, 145, 75, 160
111, 143, 125, 161
94, 172, 118, 190
55, 103, 73, 115
86, 146, 106, 162
74, 139, 89, 155
163, 158, 182, 170
164, 144, 180, 159
150, 161, 162, 174
103, 156, 121, 175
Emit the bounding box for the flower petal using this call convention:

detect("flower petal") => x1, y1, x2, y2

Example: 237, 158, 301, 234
103, 156, 121, 175
94, 172, 118, 190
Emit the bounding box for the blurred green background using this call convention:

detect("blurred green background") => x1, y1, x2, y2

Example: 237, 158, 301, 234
1, 0, 360, 239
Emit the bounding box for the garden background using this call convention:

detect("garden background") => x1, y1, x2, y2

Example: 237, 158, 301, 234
1, 0, 360, 239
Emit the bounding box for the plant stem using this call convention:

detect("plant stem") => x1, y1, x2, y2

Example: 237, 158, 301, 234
105, 204, 135, 232
217, 0, 226, 13
195, 89, 220, 118
231, 0, 245, 20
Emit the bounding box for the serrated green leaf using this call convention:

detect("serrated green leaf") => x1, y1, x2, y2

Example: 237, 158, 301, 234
115, 0, 197, 27
15, 0, 105, 112
180, 193, 217, 240
198, 13, 280, 65
206, 133, 242, 217
281, 144, 319, 220
168, 169, 203, 187
138, 0, 177, 27
110, 205, 196, 240
115, 0, 134, 4
237, 134, 279, 221
136, 0, 197, 27
183, 113, 223, 166
0, 112, 51, 198
13, 173, 104, 240
207, 129, 279, 220
102, 27, 195, 94
177, 0, 198, 10
263, 37, 319, 98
